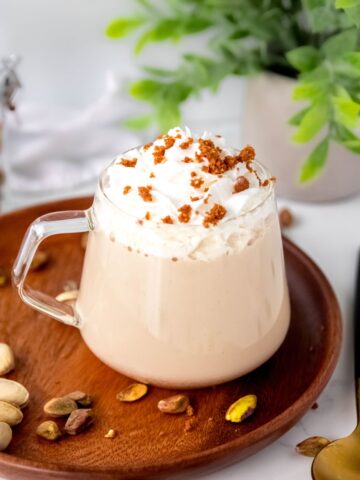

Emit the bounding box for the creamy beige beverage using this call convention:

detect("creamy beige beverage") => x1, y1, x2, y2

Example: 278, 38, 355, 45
76, 127, 290, 388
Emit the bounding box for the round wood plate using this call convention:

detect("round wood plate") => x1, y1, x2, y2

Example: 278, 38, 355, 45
0, 197, 341, 480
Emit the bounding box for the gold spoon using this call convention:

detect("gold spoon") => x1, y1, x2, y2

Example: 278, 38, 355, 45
312, 255, 360, 480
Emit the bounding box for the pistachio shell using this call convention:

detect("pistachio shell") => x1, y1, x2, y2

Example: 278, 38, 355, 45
0, 401, 23, 426
0, 379, 29, 407
55, 290, 79, 303
116, 383, 148, 402
296, 436, 330, 457
0, 422, 12, 451
0, 343, 15, 375
36, 421, 62, 441
225, 394, 257, 423
43, 397, 77, 417
157, 394, 190, 414
65, 391, 92, 407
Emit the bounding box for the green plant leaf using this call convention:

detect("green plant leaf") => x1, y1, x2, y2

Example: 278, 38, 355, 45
336, 0, 359, 7
286, 46, 321, 72
288, 107, 311, 126
122, 114, 153, 130
130, 79, 163, 101
292, 100, 328, 143
182, 16, 212, 34
303, 0, 343, 33
332, 123, 360, 152
322, 28, 358, 59
106, 16, 145, 39
299, 136, 329, 183
292, 82, 325, 101
155, 102, 182, 132
332, 94, 360, 128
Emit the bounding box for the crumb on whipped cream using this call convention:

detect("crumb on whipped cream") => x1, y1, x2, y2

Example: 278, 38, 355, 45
107, 127, 274, 228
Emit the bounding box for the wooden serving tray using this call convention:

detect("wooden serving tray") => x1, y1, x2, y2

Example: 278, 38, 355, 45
0, 197, 341, 480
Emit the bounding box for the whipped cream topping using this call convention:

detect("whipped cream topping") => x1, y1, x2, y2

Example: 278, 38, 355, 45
101, 127, 273, 227
94, 128, 276, 260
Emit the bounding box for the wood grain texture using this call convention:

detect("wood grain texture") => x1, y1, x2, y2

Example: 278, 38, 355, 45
0, 197, 342, 480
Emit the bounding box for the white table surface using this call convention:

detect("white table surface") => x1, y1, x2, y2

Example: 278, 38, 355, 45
2, 189, 360, 480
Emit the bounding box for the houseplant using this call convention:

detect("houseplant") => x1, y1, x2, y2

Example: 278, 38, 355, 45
106, 0, 360, 201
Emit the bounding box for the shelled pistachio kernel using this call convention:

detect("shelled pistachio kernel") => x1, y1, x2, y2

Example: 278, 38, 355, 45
116, 383, 148, 402
65, 390, 92, 407
36, 421, 62, 441
0, 422, 12, 451
225, 394, 257, 423
0, 269, 9, 287
43, 397, 77, 417
296, 436, 331, 457
30, 250, 49, 271
0, 343, 15, 375
0, 379, 29, 407
0, 401, 23, 426
158, 394, 190, 414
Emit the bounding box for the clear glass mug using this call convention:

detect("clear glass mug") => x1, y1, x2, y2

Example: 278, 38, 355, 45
13, 158, 290, 388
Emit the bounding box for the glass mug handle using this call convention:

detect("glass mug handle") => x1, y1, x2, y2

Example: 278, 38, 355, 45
12, 210, 91, 328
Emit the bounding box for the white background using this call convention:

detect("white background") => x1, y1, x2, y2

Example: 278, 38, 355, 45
1, 2, 359, 479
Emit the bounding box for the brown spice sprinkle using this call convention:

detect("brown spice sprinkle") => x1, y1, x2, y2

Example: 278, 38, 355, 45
123, 185, 132, 195
143, 142, 152, 151
161, 216, 174, 224
179, 138, 193, 149
145, 212, 151, 221
120, 158, 137, 168
190, 196, 201, 202
203, 204, 227, 228
195, 140, 258, 176
182, 156, 193, 163
149, 172, 156, 178
138, 185, 153, 202
233, 176, 250, 194
178, 204, 192, 223
153, 135, 176, 164
190, 177, 204, 189
153, 145, 166, 165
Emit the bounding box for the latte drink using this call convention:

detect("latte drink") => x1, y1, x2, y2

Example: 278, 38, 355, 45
76, 127, 290, 388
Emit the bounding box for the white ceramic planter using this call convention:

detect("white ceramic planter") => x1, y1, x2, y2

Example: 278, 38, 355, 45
242, 73, 360, 202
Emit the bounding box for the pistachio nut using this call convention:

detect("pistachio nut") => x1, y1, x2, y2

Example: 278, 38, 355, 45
225, 394, 257, 423
104, 428, 116, 439
0, 401, 23, 426
64, 408, 93, 435
36, 420, 62, 441
157, 394, 190, 414
43, 397, 77, 417
296, 436, 331, 457
0, 422, 12, 451
65, 390, 92, 407
0, 379, 29, 407
30, 250, 49, 271
116, 383, 148, 402
0, 343, 15, 375
55, 290, 79, 306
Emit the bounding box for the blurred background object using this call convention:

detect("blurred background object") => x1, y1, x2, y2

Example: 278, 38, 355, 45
1, 0, 360, 208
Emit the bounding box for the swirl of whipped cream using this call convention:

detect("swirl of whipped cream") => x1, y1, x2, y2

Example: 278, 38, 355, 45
94, 127, 275, 260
